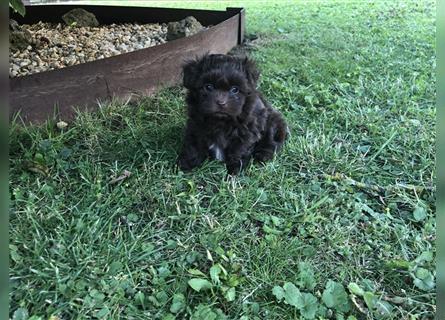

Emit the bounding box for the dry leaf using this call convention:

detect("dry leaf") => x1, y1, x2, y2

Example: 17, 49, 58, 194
110, 170, 131, 184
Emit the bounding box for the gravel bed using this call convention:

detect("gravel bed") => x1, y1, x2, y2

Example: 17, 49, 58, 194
9, 22, 168, 77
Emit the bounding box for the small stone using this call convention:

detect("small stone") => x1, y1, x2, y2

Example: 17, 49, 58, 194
9, 19, 20, 32
50, 61, 62, 69
62, 8, 99, 27
117, 44, 128, 52
19, 60, 30, 67
56, 121, 68, 129
10, 30, 33, 51
167, 16, 203, 41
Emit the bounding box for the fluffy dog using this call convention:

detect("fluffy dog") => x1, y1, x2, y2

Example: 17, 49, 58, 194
177, 54, 288, 174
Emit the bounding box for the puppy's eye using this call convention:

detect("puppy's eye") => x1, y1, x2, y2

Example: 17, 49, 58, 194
229, 86, 239, 94
204, 84, 214, 91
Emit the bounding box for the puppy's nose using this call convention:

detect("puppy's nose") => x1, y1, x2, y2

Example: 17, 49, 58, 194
216, 99, 227, 106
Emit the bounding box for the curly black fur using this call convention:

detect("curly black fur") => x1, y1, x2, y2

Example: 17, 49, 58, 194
177, 54, 288, 174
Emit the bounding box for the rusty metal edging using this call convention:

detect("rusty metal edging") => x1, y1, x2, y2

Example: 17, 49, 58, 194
9, 5, 245, 124
227, 7, 245, 44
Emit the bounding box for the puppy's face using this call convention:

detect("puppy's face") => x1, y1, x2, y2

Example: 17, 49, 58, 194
183, 54, 259, 118
197, 72, 247, 118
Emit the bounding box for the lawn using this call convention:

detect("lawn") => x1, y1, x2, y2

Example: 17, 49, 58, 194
9, 0, 436, 319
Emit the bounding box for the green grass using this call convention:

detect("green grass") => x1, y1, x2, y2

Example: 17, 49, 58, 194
9, 1, 436, 319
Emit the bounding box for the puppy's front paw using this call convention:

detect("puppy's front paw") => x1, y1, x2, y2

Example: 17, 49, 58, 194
177, 153, 204, 171
177, 157, 194, 171
226, 159, 243, 175
253, 149, 274, 163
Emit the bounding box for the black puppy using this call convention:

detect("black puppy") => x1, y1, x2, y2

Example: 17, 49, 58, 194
177, 54, 288, 174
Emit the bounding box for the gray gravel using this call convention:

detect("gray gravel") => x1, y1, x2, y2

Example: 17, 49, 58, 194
9, 21, 168, 77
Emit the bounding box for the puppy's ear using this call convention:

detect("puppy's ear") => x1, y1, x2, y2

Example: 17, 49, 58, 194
242, 57, 260, 88
182, 59, 200, 89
